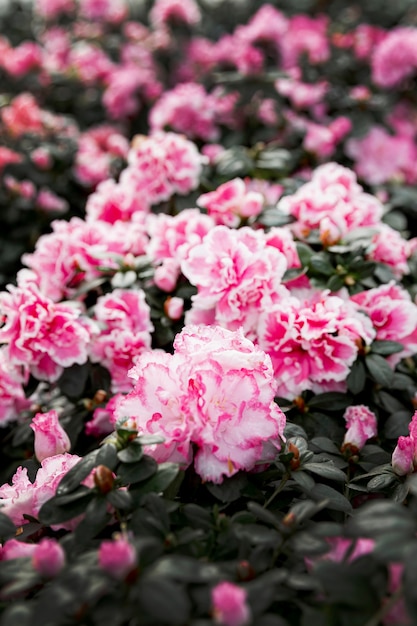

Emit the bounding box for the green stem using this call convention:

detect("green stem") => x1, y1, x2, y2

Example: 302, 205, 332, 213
264, 472, 290, 509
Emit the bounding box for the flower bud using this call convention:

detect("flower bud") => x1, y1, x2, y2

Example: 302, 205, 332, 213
211, 581, 251, 626
392, 436, 414, 476
32, 538, 65, 578
93, 464, 115, 494
98, 536, 137, 580
30, 410, 71, 462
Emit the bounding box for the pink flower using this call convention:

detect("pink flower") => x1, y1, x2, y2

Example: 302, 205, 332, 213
341, 405, 378, 453
367, 224, 413, 279
257, 289, 375, 398
36, 189, 69, 214
98, 536, 137, 579
2, 42, 41, 77
346, 126, 417, 186
149, 0, 201, 28
197, 179, 264, 227
0, 453, 80, 527
22, 217, 148, 302
85, 394, 123, 437
1, 93, 43, 138
0, 284, 95, 382
278, 162, 383, 241
280, 14, 330, 69
115, 325, 286, 483
127, 132, 204, 203
30, 410, 71, 462
392, 436, 414, 476
0, 147, 22, 172
0, 347, 30, 427
74, 125, 129, 189
211, 582, 250, 626
149, 83, 221, 142
34, 0, 75, 19
146, 209, 214, 291
78, 0, 128, 22
89, 289, 153, 392
164, 296, 184, 320
392, 411, 417, 476
0, 539, 37, 560
182, 226, 288, 339
32, 538, 66, 578
86, 178, 150, 224
351, 283, 417, 367
371, 27, 417, 88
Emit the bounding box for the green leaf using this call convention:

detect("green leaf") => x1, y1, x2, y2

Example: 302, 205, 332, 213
404, 543, 417, 621
347, 359, 366, 394
307, 393, 351, 412
247, 502, 281, 527
0, 511, 15, 542
38, 489, 94, 526
302, 462, 346, 482
291, 470, 315, 492
137, 578, 191, 625
73, 496, 112, 545
311, 484, 352, 513
117, 442, 143, 464
310, 437, 341, 455
347, 500, 416, 538
56, 446, 114, 496
150, 556, 220, 583
296, 242, 314, 266
118, 455, 158, 485
206, 473, 248, 503
130, 463, 179, 497
309, 254, 334, 276
106, 489, 133, 511
365, 353, 394, 387
367, 473, 397, 492
370, 340, 404, 355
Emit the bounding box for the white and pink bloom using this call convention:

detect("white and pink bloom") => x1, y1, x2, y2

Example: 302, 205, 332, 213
30, 410, 71, 462
197, 178, 264, 228
115, 325, 286, 483
257, 288, 375, 399
182, 226, 288, 339
392, 411, 417, 476
0, 453, 81, 528
0, 347, 31, 427
341, 405, 378, 453
0, 284, 95, 382
278, 162, 384, 242
89, 289, 154, 393
351, 283, 417, 367
211, 582, 251, 626
126, 132, 204, 205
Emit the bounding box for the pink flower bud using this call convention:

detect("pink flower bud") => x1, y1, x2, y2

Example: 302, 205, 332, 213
98, 536, 136, 580
341, 405, 378, 453
30, 410, 71, 462
392, 436, 415, 476
154, 259, 180, 292
32, 538, 65, 578
164, 296, 184, 320
1, 539, 37, 560
211, 582, 251, 626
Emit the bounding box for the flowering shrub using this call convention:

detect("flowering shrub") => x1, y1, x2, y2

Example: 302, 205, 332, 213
1, 1, 417, 625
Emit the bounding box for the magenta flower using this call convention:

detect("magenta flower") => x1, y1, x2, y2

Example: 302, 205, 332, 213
30, 410, 71, 462
211, 582, 250, 626
98, 536, 137, 580
32, 538, 66, 578
0, 283, 95, 382
197, 178, 264, 227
